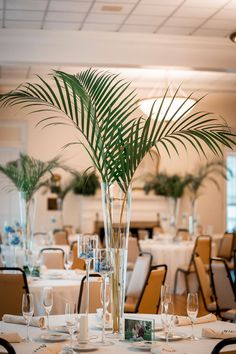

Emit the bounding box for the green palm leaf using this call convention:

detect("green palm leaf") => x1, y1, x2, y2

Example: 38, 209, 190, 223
1, 69, 235, 194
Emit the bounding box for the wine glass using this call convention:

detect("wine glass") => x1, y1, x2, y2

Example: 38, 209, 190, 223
28, 253, 35, 277
161, 284, 172, 307
161, 301, 174, 349
43, 287, 53, 330
64, 251, 73, 274
187, 292, 199, 340
65, 303, 78, 352
94, 248, 113, 346
22, 293, 34, 342
100, 278, 110, 325
78, 235, 98, 315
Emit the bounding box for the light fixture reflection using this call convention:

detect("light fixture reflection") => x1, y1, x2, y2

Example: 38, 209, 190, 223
139, 97, 196, 121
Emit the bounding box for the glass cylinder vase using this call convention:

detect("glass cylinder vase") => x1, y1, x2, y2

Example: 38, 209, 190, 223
18, 192, 37, 253
101, 182, 131, 336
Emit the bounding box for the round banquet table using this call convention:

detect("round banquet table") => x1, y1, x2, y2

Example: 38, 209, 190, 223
28, 269, 86, 316
1, 313, 236, 354
139, 238, 216, 294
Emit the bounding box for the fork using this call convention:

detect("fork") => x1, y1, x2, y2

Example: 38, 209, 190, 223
33, 344, 47, 353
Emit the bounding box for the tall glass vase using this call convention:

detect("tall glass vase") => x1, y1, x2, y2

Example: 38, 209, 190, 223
101, 182, 131, 336
169, 197, 180, 236
18, 192, 37, 253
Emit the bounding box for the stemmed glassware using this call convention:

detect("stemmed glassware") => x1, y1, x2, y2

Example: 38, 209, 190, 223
160, 284, 172, 309
43, 287, 53, 331
100, 278, 110, 326
64, 251, 73, 275
78, 235, 98, 316
65, 302, 78, 352
161, 301, 174, 349
22, 293, 34, 342
187, 292, 199, 340
94, 248, 113, 346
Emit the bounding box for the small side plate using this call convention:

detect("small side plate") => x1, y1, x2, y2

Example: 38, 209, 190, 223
155, 332, 187, 341
73, 343, 98, 352
38, 332, 70, 342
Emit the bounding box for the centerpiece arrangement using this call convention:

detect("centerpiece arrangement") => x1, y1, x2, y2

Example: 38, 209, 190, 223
1, 69, 235, 335
0, 153, 60, 251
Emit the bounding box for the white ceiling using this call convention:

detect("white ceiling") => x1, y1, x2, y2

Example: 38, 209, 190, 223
1, 0, 236, 37
0, 0, 236, 95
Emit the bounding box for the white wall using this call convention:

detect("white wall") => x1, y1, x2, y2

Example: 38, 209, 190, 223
0, 91, 236, 234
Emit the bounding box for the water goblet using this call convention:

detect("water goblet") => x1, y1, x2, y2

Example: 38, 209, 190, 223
78, 235, 98, 315
22, 293, 34, 342
94, 248, 114, 346
187, 292, 199, 340
43, 287, 53, 331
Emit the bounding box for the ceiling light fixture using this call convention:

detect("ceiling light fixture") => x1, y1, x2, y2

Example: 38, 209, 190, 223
229, 31, 236, 43
139, 96, 196, 121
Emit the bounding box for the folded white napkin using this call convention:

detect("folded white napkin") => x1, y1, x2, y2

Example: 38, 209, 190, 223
202, 327, 236, 339
176, 313, 217, 326
0, 331, 23, 343
35, 343, 63, 354
2, 314, 45, 328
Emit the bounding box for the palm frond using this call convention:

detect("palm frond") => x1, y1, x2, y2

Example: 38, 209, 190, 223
1, 69, 236, 194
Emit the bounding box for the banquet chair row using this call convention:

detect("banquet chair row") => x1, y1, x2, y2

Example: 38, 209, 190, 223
174, 235, 212, 294
39, 247, 65, 269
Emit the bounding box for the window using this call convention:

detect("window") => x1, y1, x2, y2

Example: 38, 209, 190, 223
226, 154, 236, 232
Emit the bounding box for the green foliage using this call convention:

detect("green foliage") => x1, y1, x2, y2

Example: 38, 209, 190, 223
186, 159, 231, 201
144, 173, 190, 199
73, 171, 100, 196
1, 69, 236, 194
0, 153, 60, 202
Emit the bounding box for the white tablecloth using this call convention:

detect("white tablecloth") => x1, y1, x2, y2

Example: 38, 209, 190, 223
139, 238, 216, 294
29, 270, 85, 316
140, 239, 194, 294
1, 314, 236, 354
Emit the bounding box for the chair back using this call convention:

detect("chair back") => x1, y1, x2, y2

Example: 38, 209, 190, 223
194, 235, 212, 266
211, 338, 236, 354
127, 237, 140, 264
194, 254, 214, 311
33, 232, 49, 246
210, 257, 236, 311
0, 267, 29, 318
78, 274, 104, 313
53, 229, 68, 245
138, 230, 149, 240
71, 242, 86, 270
137, 264, 167, 314
218, 233, 234, 260
177, 228, 190, 241
0, 338, 16, 354
63, 225, 74, 236
126, 253, 152, 306
40, 248, 65, 269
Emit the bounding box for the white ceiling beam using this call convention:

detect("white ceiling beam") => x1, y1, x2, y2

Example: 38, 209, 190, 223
0, 29, 236, 72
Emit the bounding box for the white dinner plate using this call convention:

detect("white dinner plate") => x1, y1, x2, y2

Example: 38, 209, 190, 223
131, 341, 154, 351
73, 343, 98, 352
38, 332, 70, 342
154, 332, 187, 341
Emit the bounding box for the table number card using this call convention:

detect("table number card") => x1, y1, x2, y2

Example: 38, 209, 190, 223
124, 317, 154, 341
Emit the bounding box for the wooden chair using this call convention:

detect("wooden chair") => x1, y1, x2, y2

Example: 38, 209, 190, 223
0, 338, 16, 354
176, 228, 190, 241
193, 254, 217, 313
53, 229, 68, 245
77, 274, 103, 313
174, 235, 212, 294
0, 267, 29, 318
211, 338, 236, 354
70, 241, 86, 270
218, 232, 235, 261
40, 247, 65, 269
137, 264, 167, 314
124, 252, 152, 313
210, 257, 236, 321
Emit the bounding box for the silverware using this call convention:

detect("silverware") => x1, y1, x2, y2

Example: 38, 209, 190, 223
33, 344, 47, 353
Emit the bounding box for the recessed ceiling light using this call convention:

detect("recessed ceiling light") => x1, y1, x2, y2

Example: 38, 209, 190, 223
101, 5, 123, 12
229, 31, 236, 43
